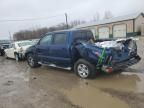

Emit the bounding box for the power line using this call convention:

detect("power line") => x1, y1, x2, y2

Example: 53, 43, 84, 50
0, 14, 64, 22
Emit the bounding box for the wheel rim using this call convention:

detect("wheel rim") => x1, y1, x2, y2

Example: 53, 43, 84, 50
28, 56, 34, 66
77, 64, 89, 78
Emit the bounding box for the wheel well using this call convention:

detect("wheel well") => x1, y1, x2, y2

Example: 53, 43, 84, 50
14, 52, 18, 56
25, 52, 33, 58
73, 49, 82, 64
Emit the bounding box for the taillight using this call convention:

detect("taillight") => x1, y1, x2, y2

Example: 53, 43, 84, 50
102, 66, 113, 73
105, 67, 113, 73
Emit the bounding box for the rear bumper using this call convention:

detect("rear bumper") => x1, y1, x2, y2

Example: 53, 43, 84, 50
102, 55, 141, 73
113, 55, 141, 69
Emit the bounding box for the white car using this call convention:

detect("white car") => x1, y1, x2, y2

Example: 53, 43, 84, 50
5, 40, 34, 61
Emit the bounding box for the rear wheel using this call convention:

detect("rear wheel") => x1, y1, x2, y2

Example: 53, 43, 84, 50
0, 51, 4, 56
74, 59, 98, 79
27, 53, 41, 68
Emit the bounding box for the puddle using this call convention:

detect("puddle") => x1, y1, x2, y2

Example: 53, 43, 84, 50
121, 72, 144, 93
63, 84, 130, 108
84, 73, 139, 92
60, 71, 144, 108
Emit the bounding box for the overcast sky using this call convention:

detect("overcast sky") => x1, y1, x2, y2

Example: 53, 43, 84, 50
0, 0, 144, 39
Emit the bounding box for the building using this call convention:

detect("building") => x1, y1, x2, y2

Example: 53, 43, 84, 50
74, 12, 144, 39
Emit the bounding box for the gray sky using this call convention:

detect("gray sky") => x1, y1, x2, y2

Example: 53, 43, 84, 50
0, 0, 144, 39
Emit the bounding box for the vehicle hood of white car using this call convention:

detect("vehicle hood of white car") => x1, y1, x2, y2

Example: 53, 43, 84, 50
21, 45, 32, 51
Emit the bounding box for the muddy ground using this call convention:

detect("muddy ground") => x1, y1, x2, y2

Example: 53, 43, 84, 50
0, 37, 144, 108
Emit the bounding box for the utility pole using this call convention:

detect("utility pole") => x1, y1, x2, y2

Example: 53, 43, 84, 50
8, 31, 12, 42
65, 13, 69, 29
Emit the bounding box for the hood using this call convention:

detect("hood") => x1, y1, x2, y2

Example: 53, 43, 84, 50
21, 45, 32, 51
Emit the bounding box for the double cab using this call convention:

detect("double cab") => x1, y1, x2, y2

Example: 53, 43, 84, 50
25, 29, 141, 79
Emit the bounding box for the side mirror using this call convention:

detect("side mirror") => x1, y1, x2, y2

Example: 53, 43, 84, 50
36, 39, 41, 45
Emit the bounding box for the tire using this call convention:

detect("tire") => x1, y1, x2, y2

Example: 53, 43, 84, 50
27, 53, 41, 68
0, 51, 4, 56
74, 59, 98, 79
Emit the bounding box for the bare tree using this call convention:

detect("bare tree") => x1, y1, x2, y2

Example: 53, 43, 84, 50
92, 12, 100, 22
70, 20, 86, 28
13, 20, 86, 41
103, 11, 113, 19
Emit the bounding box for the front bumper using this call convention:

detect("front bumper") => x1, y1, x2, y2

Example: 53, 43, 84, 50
18, 52, 26, 59
102, 55, 141, 73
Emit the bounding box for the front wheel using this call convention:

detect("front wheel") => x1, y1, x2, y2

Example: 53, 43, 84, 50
15, 54, 20, 61
74, 59, 98, 79
27, 53, 41, 68
0, 51, 4, 56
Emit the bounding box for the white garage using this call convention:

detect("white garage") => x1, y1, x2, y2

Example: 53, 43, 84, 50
142, 23, 144, 36
75, 13, 144, 39
98, 27, 109, 39
113, 24, 126, 38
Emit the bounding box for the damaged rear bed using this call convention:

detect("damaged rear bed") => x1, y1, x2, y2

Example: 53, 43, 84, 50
75, 38, 141, 73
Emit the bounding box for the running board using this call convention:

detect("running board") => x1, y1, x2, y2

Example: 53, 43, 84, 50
38, 62, 71, 70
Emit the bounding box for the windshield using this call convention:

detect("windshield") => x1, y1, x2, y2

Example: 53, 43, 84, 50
32, 39, 39, 44
18, 41, 33, 47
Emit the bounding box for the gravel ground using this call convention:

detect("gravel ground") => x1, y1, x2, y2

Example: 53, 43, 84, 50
0, 37, 143, 108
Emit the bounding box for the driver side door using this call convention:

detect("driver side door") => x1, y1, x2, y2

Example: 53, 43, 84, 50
36, 34, 53, 64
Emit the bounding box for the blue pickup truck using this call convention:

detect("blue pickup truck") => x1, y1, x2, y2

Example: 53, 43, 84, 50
25, 29, 141, 79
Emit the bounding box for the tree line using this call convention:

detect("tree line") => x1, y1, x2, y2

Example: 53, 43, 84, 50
13, 20, 86, 41
13, 11, 113, 41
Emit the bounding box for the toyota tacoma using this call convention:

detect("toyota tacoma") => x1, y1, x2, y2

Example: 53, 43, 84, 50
25, 29, 141, 79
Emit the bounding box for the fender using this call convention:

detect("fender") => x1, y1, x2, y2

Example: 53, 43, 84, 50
74, 42, 101, 64
75, 43, 89, 58
25, 45, 37, 58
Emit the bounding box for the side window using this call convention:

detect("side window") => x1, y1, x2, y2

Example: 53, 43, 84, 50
39, 35, 52, 45
53, 33, 66, 44
73, 31, 94, 42
87, 31, 93, 37
73, 31, 87, 42
87, 31, 94, 40
73, 32, 81, 42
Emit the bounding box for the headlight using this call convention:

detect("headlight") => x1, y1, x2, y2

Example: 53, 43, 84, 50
19, 47, 23, 52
